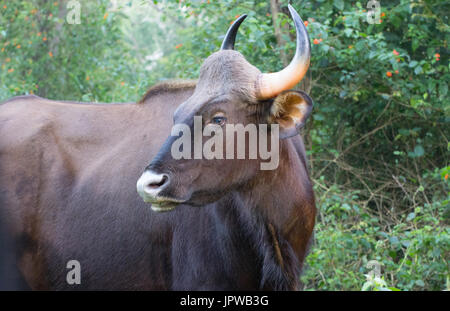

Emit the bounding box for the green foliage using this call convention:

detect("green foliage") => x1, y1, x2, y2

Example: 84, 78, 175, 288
1, 0, 448, 290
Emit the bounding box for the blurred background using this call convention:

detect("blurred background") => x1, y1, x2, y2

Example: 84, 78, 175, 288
0, 0, 448, 290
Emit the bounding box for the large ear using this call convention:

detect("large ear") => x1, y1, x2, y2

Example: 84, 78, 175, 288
267, 90, 313, 139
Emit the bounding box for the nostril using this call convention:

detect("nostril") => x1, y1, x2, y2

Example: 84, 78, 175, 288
146, 175, 168, 189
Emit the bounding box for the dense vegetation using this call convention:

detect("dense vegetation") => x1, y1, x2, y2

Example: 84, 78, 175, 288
1, 0, 448, 290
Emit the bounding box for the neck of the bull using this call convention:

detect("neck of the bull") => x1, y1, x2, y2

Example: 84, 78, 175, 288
239, 136, 316, 271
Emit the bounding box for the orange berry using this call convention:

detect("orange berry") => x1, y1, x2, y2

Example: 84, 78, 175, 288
381, 12, 385, 17
445, 174, 448, 180
386, 71, 392, 77
313, 38, 319, 44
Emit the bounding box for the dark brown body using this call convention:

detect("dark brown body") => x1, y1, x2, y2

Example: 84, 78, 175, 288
0, 81, 316, 290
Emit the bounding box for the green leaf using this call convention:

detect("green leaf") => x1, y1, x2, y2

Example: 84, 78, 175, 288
414, 145, 424, 157
406, 212, 415, 221
333, 0, 344, 11
415, 280, 425, 287
409, 61, 418, 68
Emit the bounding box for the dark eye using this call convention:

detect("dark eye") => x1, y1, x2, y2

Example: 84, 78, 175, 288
211, 116, 227, 126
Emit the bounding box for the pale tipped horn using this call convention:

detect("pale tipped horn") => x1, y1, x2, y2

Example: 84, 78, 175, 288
256, 4, 311, 99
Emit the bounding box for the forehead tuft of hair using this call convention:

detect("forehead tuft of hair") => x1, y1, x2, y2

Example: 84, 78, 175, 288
197, 50, 261, 103
139, 80, 197, 104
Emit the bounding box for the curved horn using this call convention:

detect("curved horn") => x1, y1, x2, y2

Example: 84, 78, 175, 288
256, 4, 311, 99
220, 14, 247, 50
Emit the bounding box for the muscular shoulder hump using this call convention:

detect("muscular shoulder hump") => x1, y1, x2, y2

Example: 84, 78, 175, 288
0, 94, 43, 105
139, 80, 197, 104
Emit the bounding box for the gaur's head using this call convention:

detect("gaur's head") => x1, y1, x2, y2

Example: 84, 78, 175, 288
137, 5, 313, 212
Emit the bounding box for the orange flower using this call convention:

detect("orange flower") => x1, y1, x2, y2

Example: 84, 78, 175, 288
31, 9, 37, 14
379, 19, 382, 23
266, 13, 270, 17
313, 38, 319, 44
435, 53, 440, 61
16, 44, 21, 49
175, 44, 183, 49
86, 76, 90, 81
395, 70, 399, 74
49, 51, 53, 57
381, 12, 385, 17
310, 18, 315, 22
393, 49, 399, 56
120, 82, 125, 86
397, 58, 401, 62
235, 15, 240, 19
319, 38, 323, 42
103, 13, 108, 20
8, 68, 14, 73
49, 13, 53, 17
37, 32, 42, 37
445, 173, 448, 180
386, 71, 392, 77
3, 5, 6, 9
304, 21, 308, 27
348, 45, 353, 49
5, 57, 11, 62
43, 37, 47, 41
